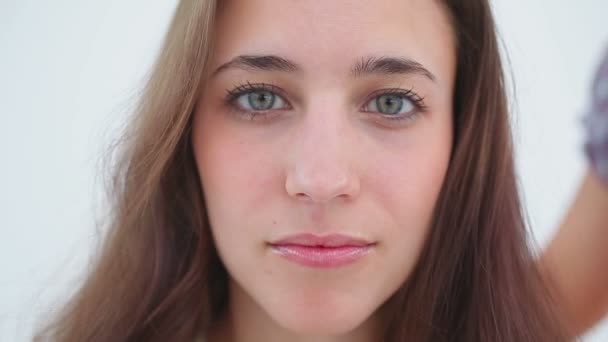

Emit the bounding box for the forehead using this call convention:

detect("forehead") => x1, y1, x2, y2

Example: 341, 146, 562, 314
212, 0, 455, 86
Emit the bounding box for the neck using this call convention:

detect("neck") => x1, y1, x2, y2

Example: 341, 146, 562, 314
207, 279, 385, 342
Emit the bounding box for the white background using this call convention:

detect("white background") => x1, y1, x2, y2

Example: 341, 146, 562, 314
0, 0, 606, 340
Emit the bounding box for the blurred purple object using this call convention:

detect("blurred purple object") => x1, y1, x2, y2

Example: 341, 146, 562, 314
584, 47, 608, 184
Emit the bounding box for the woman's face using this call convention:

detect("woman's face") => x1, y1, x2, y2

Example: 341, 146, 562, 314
192, 0, 456, 335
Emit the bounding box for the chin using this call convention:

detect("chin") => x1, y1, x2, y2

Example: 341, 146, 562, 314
274, 312, 367, 336
263, 295, 374, 336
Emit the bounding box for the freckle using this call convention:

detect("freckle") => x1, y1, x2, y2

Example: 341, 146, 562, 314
272, 220, 277, 225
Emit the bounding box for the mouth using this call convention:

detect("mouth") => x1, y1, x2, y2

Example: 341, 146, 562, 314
267, 233, 376, 268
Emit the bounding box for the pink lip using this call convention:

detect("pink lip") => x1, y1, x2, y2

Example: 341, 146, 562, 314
268, 233, 375, 268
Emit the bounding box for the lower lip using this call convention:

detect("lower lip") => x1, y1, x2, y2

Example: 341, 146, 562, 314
269, 244, 374, 268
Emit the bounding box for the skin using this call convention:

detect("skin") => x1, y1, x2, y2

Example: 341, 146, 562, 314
191, 0, 456, 341
542, 50, 608, 336
540, 169, 608, 336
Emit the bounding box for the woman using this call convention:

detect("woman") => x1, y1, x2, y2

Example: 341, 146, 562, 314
33, 0, 604, 341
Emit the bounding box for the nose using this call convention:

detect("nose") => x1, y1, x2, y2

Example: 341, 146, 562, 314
284, 110, 361, 204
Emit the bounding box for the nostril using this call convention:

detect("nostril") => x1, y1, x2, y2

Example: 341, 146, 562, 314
295, 192, 312, 202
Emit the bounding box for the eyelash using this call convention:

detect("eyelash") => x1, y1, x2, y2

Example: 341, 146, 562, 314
223, 81, 428, 124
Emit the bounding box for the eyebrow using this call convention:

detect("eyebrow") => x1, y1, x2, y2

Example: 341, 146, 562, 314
352, 56, 436, 82
212, 54, 437, 82
213, 55, 299, 75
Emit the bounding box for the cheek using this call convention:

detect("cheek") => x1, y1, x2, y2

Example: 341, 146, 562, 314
369, 125, 452, 270
379, 149, 449, 219
192, 114, 281, 250
200, 144, 282, 228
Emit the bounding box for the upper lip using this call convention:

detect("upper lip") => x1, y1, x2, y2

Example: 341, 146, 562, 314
269, 233, 374, 247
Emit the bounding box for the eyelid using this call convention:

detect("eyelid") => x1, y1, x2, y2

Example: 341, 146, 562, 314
361, 88, 426, 109
224, 82, 427, 121
225, 82, 293, 111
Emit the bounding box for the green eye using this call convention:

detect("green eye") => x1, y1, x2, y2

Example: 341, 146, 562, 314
236, 90, 286, 111
371, 94, 415, 115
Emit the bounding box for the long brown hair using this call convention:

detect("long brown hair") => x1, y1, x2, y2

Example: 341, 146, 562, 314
34, 1, 572, 341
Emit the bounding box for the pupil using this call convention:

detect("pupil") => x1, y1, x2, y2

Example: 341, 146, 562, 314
378, 95, 402, 114
249, 91, 274, 110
